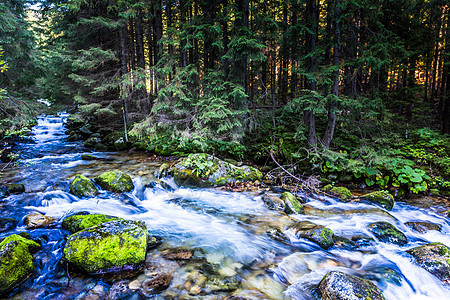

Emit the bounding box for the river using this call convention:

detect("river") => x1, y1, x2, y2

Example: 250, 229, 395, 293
0, 113, 449, 299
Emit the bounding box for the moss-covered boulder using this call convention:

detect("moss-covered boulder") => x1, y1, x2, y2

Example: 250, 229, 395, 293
63, 219, 148, 274
94, 170, 134, 193
66, 114, 85, 130
367, 221, 407, 246
62, 213, 121, 234
173, 153, 263, 188
113, 137, 129, 151
0, 218, 17, 233
24, 213, 56, 230
84, 137, 101, 148
281, 192, 303, 214
81, 154, 98, 161
291, 221, 334, 250
407, 242, 450, 284
323, 185, 353, 202
69, 174, 99, 198
0, 234, 40, 295
405, 221, 442, 233
5, 184, 25, 195
361, 190, 394, 210
317, 271, 385, 300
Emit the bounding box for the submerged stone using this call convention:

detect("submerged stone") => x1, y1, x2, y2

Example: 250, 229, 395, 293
24, 213, 56, 230
361, 190, 394, 210
0, 234, 40, 295
62, 213, 121, 233
367, 221, 407, 246
94, 170, 134, 193
0, 218, 17, 234
63, 219, 148, 274
281, 192, 303, 214
317, 271, 385, 300
69, 174, 99, 198
173, 153, 262, 187
407, 242, 450, 284
292, 221, 334, 250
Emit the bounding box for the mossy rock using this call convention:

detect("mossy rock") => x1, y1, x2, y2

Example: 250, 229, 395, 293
94, 170, 134, 193
103, 131, 125, 146
318, 271, 385, 300
173, 153, 262, 188
0, 234, 41, 295
69, 174, 99, 198
84, 137, 101, 148
63, 219, 148, 274
66, 114, 85, 130
329, 186, 353, 202
94, 143, 109, 151
292, 221, 334, 250
114, 137, 129, 151
404, 221, 442, 233
281, 192, 303, 214
367, 221, 407, 246
5, 184, 25, 195
361, 190, 394, 210
62, 213, 121, 234
407, 242, 450, 284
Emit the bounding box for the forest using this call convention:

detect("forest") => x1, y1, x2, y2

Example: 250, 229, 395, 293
1, 0, 450, 194
1, 1, 450, 299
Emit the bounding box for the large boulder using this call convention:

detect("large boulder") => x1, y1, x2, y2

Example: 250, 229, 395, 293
281, 192, 303, 214
69, 174, 99, 198
407, 242, 450, 284
262, 194, 286, 211
173, 153, 262, 188
63, 219, 148, 274
0, 234, 40, 295
62, 213, 121, 234
317, 271, 385, 300
94, 170, 134, 193
84, 137, 101, 148
367, 221, 407, 246
291, 221, 334, 250
361, 190, 394, 210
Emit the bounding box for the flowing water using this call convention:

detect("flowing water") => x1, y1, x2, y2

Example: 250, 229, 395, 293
0, 113, 449, 299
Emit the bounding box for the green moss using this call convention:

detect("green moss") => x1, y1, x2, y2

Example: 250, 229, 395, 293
0, 235, 40, 294
62, 214, 120, 233
94, 170, 134, 193
281, 192, 303, 214
323, 184, 333, 192
361, 190, 394, 210
63, 219, 148, 273
69, 174, 99, 198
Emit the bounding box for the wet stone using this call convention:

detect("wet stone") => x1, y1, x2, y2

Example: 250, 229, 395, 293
407, 242, 450, 284
317, 271, 385, 300
24, 213, 57, 229
405, 221, 442, 233
108, 280, 135, 300
141, 273, 173, 295
367, 221, 408, 246
262, 194, 285, 212
291, 221, 334, 250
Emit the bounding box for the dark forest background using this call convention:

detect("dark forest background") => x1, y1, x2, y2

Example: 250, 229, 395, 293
1, 0, 450, 195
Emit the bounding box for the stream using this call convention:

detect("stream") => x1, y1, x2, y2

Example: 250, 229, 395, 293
1, 113, 450, 299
